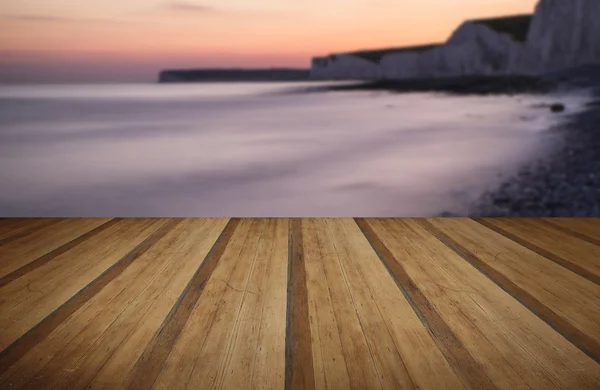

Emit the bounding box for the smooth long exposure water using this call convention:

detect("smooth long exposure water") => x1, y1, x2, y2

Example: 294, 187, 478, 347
0, 82, 584, 216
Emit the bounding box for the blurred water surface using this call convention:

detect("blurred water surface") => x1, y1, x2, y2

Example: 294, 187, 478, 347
0, 82, 587, 216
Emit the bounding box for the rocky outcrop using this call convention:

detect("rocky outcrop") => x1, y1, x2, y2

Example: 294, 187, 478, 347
311, 0, 600, 81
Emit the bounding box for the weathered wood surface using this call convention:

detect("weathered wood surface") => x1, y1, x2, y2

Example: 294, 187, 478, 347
0, 218, 598, 389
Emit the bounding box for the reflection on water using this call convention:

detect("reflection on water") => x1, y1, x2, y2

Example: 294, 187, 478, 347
0, 82, 585, 216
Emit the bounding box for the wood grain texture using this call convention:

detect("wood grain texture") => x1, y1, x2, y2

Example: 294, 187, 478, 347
0, 218, 598, 390
475, 218, 600, 285
382, 219, 600, 389
425, 219, 600, 350
420, 219, 600, 365
12, 219, 229, 390
86, 219, 230, 390
541, 219, 600, 245
356, 218, 493, 390
303, 218, 363, 390
0, 219, 168, 353
151, 219, 259, 390
0, 219, 62, 244
0, 219, 121, 289
538, 219, 600, 246
0, 219, 179, 384
0, 218, 113, 279
219, 219, 288, 390
124, 218, 237, 390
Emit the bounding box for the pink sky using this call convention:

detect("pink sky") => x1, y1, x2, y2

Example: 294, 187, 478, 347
0, 0, 538, 83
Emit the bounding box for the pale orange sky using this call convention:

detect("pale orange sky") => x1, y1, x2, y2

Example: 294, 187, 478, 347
0, 0, 538, 83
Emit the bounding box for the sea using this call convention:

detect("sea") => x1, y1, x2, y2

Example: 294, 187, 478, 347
0, 82, 590, 217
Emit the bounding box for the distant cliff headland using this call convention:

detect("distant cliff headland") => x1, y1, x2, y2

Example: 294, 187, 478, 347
159, 68, 310, 83
158, 0, 599, 85
311, 0, 600, 81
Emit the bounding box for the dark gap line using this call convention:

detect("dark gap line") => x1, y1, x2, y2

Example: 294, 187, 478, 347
535, 219, 600, 247
0, 219, 64, 246
0, 219, 180, 375
474, 219, 599, 286
355, 218, 497, 390
285, 219, 316, 390
419, 219, 600, 364
0, 219, 123, 289
124, 218, 239, 390
0, 219, 40, 235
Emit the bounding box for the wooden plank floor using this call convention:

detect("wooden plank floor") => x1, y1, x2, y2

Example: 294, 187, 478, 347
0, 218, 598, 389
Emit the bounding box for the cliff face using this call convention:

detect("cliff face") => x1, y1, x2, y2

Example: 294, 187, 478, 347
512, 0, 600, 74
311, 0, 600, 81
398, 21, 521, 79
379, 19, 527, 80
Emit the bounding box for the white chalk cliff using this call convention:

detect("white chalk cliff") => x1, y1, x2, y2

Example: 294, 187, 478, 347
511, 0, 600, 75
381, 22, 521, 79
310, 0, 600, 80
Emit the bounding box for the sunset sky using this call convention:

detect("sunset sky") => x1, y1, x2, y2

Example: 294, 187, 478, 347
0, 0, 538, 83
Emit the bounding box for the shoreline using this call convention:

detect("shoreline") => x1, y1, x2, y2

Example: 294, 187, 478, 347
312, 66, 600, 217
467, 67, 600, 217
321, 66, 600, 217
314, 75, 557, 96
468, 93, 600, 217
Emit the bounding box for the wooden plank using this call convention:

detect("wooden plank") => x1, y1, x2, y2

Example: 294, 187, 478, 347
217, 219, 289, 390
10, 219, 228, 390
475, 218, 600, 285
423, 218, 600, 357
183, 219, 278, 390
0, 219, 61, 243
303, 218, 353, 390
541, 219, 600, 245
245, 219, 289, 390
337, 219, 479, 389
0, 219, 35, 237
0, 219, 179, 384
0, 218, 112, 279
86, 220, 228, 390
324, 218, 410, 389
355, 218, 489, 390
0, 217, 598, 389
0, 219, 121, 289
1, 219, 187, 389
303, 218, 387, 390
378, 218, 600, 389
0, 219, 143, 313
122, 218, 238, 390
0, 219, 168, 352
0, 219, 157, 311
153, 219, 260, 389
